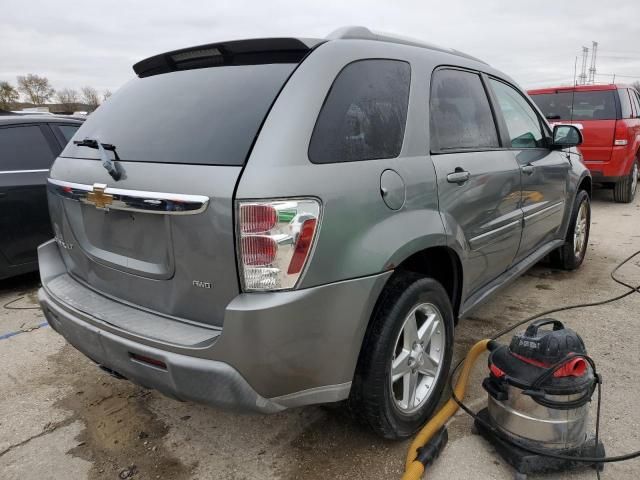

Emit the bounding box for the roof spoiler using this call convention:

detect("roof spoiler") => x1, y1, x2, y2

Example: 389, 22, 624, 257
133, 37, 323, 78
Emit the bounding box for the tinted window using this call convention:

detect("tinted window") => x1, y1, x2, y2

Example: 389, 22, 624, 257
309, 60, 410, 163
61, 64, 297, 165
628, 90, 640, 117
0, 125, 54, 171
616, 90, 633, 119
530, 90, 618, 121
57, 124, 80, 143
430, 69, 499, 151
490, 79, 544, 149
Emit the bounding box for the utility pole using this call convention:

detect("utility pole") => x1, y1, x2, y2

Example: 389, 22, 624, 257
588, 41, 598, 84
573, 56, 578, 86
578, 46, 589, 85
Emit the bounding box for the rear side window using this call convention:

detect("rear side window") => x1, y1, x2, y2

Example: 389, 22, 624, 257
56, 124, 80, 143
628, 90, 640, 118
618, 89, 633, 119
61, 64, 297, 166
530, 90, 618, 121
0, 125, 55, 171
430, 69, 499, 151
308, 59, 410, 163
489, 79, 545, 149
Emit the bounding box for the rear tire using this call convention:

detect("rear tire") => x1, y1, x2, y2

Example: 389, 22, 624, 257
349, 273, 454, 439
550, 189, 590, 271
613, 160, 638, 203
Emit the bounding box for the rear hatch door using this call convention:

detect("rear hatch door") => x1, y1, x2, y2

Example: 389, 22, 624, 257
531, 89, 617, 161
47, 43, 312, 327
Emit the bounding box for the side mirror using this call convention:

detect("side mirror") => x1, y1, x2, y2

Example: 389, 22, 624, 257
552, 124, 582, 148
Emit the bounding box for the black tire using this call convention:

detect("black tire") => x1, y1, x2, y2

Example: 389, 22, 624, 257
349, 273, 455, 439
550, 189, 590, 271
613, 160, 638, 203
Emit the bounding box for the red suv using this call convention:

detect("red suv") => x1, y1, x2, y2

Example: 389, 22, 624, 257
529, 84, 640, 202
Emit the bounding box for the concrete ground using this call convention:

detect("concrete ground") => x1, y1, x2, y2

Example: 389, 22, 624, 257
1, 188, 639, 480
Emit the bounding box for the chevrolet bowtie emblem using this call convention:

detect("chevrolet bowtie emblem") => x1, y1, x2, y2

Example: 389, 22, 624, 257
87, 183, 113, 209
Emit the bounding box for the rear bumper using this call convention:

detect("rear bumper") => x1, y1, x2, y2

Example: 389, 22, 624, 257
584, 145, 635, 182
40, 286, 283, 413
38, 240, 390, 412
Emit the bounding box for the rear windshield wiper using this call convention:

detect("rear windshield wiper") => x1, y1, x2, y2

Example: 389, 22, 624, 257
73, 138, 122, 181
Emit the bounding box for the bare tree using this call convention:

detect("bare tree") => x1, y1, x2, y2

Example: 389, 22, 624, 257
17, 73, 55, 105
81, 86, 100, 110
632, 81, 640, 92
0, 81, 19, 110
103, 89, 113, 101
56, 88, 79, 111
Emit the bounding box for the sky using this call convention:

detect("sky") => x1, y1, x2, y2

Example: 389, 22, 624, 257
2, 0, 640, 100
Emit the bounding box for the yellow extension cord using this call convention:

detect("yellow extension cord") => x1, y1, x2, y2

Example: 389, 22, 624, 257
401, 339, 491, 480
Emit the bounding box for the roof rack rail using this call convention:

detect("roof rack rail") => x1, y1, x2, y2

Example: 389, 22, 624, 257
326, 26, 486, 64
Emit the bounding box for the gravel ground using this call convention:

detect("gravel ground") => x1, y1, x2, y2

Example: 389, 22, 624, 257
1, 187, 639, 480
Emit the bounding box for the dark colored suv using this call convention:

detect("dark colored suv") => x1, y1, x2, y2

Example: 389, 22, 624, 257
529, 84, 640, 202
38, 27, 590, 438
0, 115, 83, 279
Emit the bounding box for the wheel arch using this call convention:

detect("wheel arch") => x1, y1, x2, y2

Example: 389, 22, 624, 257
578, 173, 592, 198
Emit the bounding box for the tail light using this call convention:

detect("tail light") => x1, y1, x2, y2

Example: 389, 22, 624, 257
613, 121, 629, 146
237, 199, 321, 291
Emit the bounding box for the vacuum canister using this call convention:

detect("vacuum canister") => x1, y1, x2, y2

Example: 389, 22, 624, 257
483, 318, 597, 450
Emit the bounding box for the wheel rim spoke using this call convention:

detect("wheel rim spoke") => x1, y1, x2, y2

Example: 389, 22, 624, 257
403, 313, 419, 349
391, 349, 411, 382
403, 371, 419, 409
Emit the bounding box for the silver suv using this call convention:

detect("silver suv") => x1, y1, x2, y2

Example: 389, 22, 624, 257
38, 27, 591, 439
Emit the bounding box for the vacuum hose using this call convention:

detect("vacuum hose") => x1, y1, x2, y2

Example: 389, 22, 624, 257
402, 339, 491, 480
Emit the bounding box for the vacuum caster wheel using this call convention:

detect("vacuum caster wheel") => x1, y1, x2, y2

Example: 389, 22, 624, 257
514, 473, 527, 480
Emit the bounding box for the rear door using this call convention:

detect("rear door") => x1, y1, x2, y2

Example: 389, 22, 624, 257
488, 78, 570, 260
47, 60, 299, 327
430, 68, 522, 294
0, 123, 58, 267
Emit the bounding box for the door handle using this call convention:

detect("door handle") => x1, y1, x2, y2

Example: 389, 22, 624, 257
521, 164, 535, 175
446, 169, 471, 185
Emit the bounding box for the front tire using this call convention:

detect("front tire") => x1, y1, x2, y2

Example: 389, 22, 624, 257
550, 189, 590, 270
349, 273, 454, 439
613, 160, 638, 203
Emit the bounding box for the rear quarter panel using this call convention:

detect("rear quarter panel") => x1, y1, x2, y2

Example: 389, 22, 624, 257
236, 40, 449, 288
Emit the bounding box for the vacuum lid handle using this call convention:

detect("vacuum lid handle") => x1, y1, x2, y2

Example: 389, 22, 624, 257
525, 318, 565, 337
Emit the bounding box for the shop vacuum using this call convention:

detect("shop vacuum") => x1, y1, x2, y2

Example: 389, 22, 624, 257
475, 319, 604, 479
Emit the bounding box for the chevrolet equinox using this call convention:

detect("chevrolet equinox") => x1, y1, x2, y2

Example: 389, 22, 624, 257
38, 27, 591, 439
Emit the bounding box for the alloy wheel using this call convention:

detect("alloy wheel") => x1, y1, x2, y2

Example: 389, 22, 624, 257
573, 201, 588, 260
390, 303, 445, 414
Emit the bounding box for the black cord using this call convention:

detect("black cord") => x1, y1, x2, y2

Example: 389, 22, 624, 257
3, 296, 41, 310
491, 249, 640, 341
447, 248, 640, 469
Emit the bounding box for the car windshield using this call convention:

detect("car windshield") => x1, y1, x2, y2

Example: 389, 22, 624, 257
530, 90, 617, 121
61, 63, 297, 166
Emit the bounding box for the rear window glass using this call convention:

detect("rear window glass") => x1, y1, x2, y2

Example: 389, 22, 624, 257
530, 90, 617, 121
0, 125, 54, 171
308, 59, 411, 164
61, 64, 297, 165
